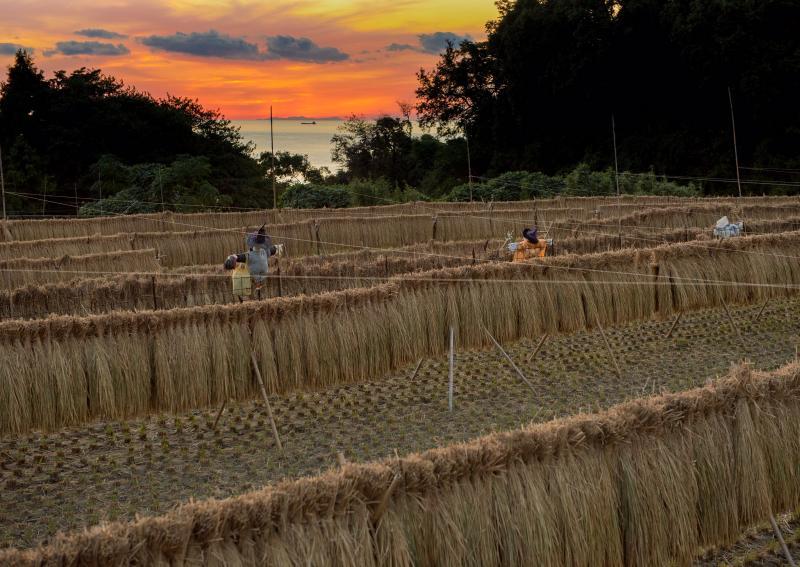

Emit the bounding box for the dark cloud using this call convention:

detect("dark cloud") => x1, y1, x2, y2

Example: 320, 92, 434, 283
139, 30, 348, 63
265, 36, 348, 63
75, 28, 127, 40
50, 41, 129, 56
418, 32, 472, 54
0, 43, 33, 55
141, 30, 261, 60
386, 43, 418, 52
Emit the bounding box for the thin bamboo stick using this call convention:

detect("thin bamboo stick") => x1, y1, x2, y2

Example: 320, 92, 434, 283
595, 315, 623, 379
250, 352, 283, 452
527, 334, 549, 363
484, 326, 536, 394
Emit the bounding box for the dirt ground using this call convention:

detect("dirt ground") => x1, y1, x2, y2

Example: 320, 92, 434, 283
2, 297, 800, 552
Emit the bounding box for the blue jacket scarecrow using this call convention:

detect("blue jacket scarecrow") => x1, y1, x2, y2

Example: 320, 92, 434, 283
223, 224, 278, 298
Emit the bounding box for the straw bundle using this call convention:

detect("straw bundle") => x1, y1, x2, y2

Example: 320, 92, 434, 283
4, 362, 800, 565
0, 226, 710, 321
0, 248, 160, 289
2, 231, 800, 433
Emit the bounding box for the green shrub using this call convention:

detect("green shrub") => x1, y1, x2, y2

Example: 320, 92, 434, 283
279, 184, 351, 209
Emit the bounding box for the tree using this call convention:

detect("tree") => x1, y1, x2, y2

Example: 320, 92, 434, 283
416, 0, 800, 192
0, 51, 266, 214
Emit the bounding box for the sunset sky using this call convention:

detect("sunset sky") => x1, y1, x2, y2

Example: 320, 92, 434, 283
1, 0, 497, 119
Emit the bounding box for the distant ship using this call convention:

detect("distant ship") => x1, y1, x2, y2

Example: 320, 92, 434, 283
301, 120, 317, 125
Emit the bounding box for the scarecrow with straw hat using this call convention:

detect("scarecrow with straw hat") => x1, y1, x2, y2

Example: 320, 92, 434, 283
223, 224, 284, 300
510, 226, 549, 263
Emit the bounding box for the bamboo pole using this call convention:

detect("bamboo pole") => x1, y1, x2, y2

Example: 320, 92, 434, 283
484, 326, 536, 394
753, 298, 770, 323
0, 144, 6, 222
448, 326, 454, 412
527, 334, 548, 363
250, 352, 283, 451
595, 315, 623, 379
769, 514, 797, 567
212, 397, 227, 431
665, 311, 683, 339
408, 358, 423, 381
718, 291, 745, 347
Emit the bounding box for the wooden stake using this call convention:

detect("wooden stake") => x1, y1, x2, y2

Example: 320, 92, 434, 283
484, 326, 536, 394
408, 358, 423, 381
753, 298, 769, 323
665, 311, 683, 339
212, 397, 227, 430
718, 292, 745, 348
250, 352, 283, 452
448, 326, 454, 412
595, 316, 623, 379
526, 334, 548, 364
769, 513, 797, 567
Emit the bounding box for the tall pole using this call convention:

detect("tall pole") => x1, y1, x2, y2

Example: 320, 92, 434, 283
465, 130, 473, 202
158, 165, 165, 213
0, 144, 6, 222
98, 167, 103, 216
728, 87, 743, 199
41, 178, 47, 216
270, 105, 276, 209
74, 182, 78, 216
612, 114, 622, 241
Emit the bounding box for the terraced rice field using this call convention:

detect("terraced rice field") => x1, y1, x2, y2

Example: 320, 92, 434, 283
2, 297, 799, 550
4, 196, 800, 564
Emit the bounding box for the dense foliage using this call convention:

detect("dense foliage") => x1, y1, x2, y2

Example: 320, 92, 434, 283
331, 113, 469, 198
417, 0, 800, 194
447, 166, 699, 201
0, 51, 266, 216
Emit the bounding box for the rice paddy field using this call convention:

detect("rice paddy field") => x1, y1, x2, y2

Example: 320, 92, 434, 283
3, 196, 800, 565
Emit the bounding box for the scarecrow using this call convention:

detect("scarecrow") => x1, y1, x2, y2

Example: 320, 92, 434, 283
510, 227, 549, 263
223, 224, 284, 299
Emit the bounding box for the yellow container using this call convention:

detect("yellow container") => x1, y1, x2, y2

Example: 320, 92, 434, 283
232, 263, 252, 297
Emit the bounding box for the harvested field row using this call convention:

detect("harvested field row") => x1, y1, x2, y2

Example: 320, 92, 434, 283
0, 249, 160, 290
0, 194, 761, 242
1, 203, 794, 268
3, 331, 800, 566
561, 203, 800, 236
0, 228, 713, 320
1, 232, 799, 433
0, 208, 583, 265
2, 298, 796, 552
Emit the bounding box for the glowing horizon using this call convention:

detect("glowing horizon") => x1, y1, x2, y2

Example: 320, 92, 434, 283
1, 0, 497, 119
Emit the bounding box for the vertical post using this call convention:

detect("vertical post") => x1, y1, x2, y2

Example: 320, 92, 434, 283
612, 114, 622, 243
448, 326, 454, 411
98, 166, 103, 216
0, 144, 6, 221
41, 178, 47, 216
74, 182, 79, 216
158, 165, 165, 213
270, 105, 276, 210
465, 131, 473, 202
728, 87, 743, 199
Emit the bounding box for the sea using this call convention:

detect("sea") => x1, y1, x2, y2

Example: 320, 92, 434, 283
232, 119, 345, 172
233, 118, 426, 172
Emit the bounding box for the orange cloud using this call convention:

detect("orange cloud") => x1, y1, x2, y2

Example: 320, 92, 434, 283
1, 0, 496, 118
